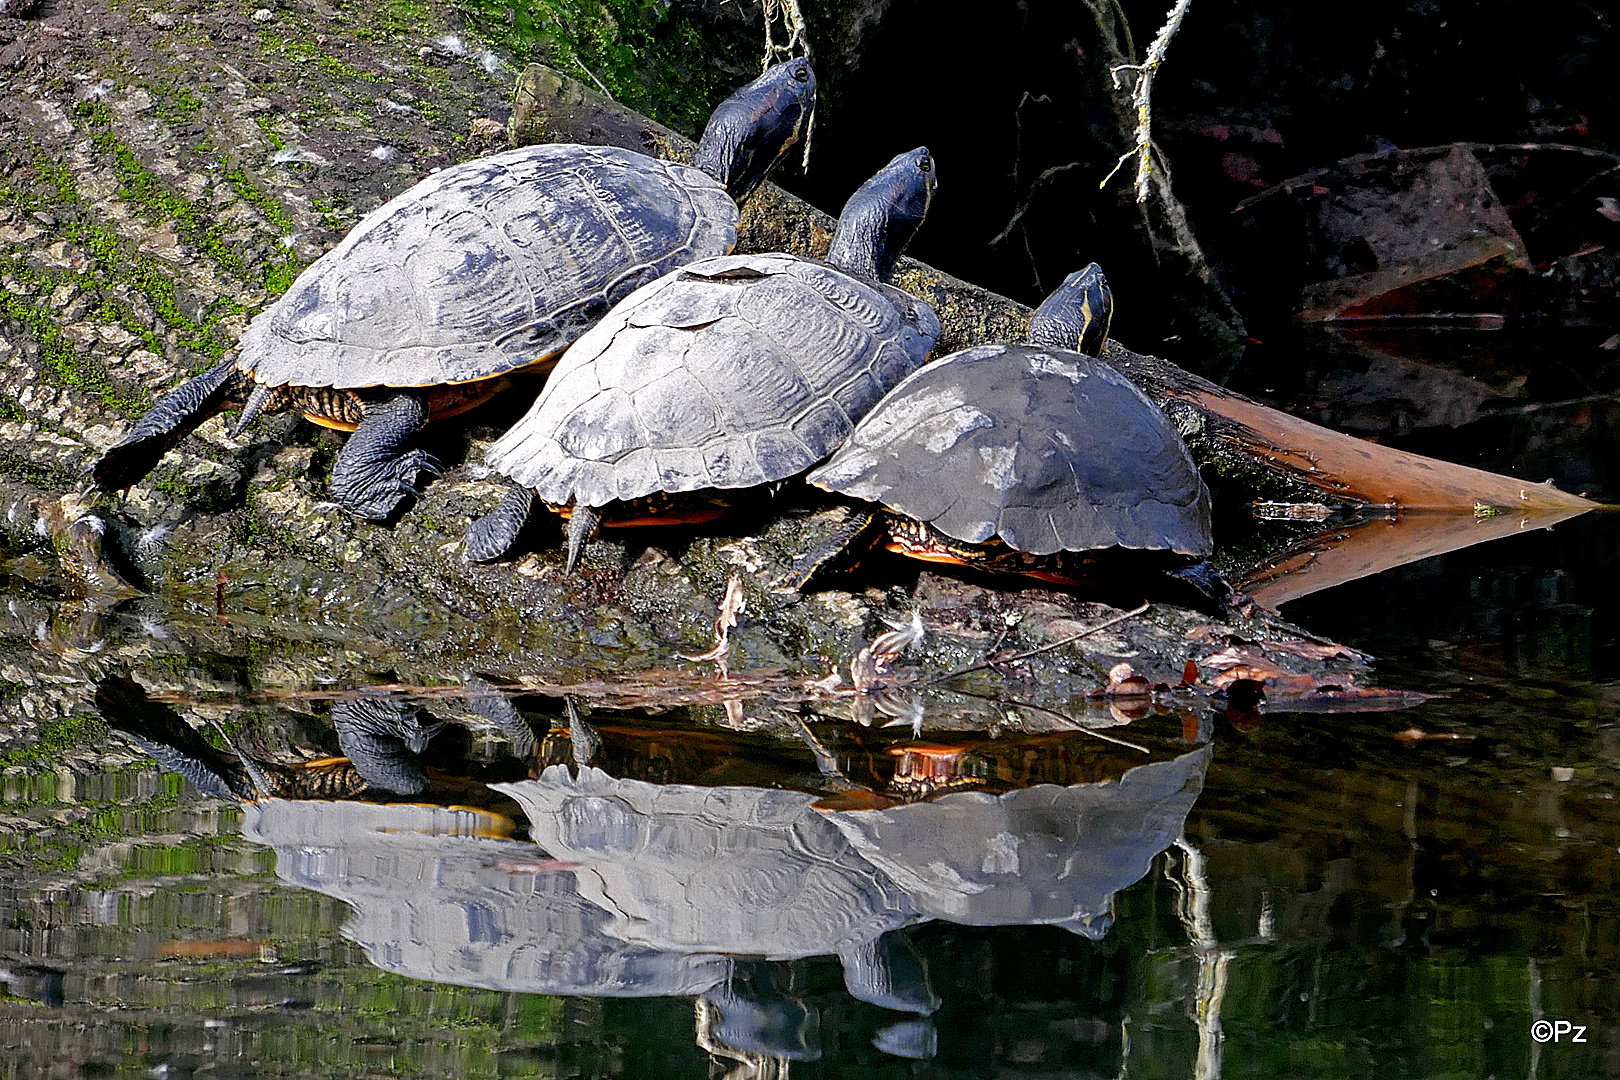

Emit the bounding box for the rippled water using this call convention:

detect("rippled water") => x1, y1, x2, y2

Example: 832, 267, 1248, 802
5, 329, 1619, 1079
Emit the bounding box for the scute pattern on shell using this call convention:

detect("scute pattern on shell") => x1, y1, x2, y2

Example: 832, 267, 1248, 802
485, 253, 942, 508
496, 767, 917, 958
808, 343, 1213, 557
237, 145, 739, 389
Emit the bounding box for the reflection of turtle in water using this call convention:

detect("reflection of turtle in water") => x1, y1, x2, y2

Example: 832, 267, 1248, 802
98, 675, 373, 801
89, 59, 815, 522
95, 675, 532, 801
497, 766, 941, 1015
465, 147, 941, 568
790, 264, 1215, 591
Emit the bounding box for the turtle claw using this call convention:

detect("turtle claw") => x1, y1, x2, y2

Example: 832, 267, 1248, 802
331, 447, 442, 522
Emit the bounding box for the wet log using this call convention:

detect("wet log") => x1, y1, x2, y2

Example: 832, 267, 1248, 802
511, 66, 1597, 517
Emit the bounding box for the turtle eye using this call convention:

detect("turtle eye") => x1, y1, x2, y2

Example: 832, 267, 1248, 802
793, 64, 810, 82
917, 154, 932, 173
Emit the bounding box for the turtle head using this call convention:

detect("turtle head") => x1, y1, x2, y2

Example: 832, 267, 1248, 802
1028, 263, 1113, 355
825, 146, 937, 283
695, 57, 816, 204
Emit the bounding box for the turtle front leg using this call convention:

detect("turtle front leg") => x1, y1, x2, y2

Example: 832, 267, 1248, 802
780, 505, 881, 590
463, 483, 538, 562
328, 390, 442, 522
89, 358, 250, 491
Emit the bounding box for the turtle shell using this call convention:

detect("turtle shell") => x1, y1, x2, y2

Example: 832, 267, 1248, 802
806, 343, 1213, 557
237, 144, 740, 390
484, 252, 942, 508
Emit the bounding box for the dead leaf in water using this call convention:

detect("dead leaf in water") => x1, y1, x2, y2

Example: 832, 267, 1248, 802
1393, 727, 1475, 743
1211, 661, 1291, 688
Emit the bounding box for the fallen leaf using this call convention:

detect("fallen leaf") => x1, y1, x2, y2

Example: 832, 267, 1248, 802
681, 575, 746, 667
1261, 638, 1362, 662
1110, 700, 1153, 722
1392, 727, 1475, 743
1212, 662, 1290, 689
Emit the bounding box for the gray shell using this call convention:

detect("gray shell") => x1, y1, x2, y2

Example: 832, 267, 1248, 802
823, 747, 1210, 938
237, 144, 739, 389
495, 767, 919, 961
484, 252, 942, 507
807, 343, 1213, 557
243, 799, 732, 997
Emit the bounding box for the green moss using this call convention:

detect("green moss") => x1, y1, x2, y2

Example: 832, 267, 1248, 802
151, 84, 205, 124
80, 103, 206, 234
0, 272, 149, 418
225, 168, 302, 292
264, 261, 296, 295
31, 157, 80, 209
253, 113, 286, 150
308, 197, 352, 233
454, 0, 738, 136
0, 713, 110, 768
72, 104, 294, 295
260, 30, 384, 83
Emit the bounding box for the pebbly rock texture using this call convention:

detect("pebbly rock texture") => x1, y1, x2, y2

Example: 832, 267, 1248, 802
0, 0, 1441, 779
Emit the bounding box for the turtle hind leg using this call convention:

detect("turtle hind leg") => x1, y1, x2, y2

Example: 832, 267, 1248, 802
779, 506, 881, 591
464, 483, 538, 562
327, 390, 442, 522
88, 358, 249, 491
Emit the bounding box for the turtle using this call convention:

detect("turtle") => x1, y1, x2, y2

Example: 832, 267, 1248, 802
464, 146, 942, 568
88, 58, 816, 522
786, 263, 1215, 590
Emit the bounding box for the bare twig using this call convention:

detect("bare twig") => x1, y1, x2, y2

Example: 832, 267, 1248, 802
943, 686, 1152, 753
931, 602, 1152, 684
989, 160, 1084, 248
573, 55, 612, 98
1101, 0, 1193, 202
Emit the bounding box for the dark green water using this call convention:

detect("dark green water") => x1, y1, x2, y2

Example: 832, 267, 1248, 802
4, 510, 1620, 1079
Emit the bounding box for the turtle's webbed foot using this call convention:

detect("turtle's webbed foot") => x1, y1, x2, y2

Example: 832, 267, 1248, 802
331, 448, 441, 522
328, 392, 435, 522
463, 483, 536, 562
